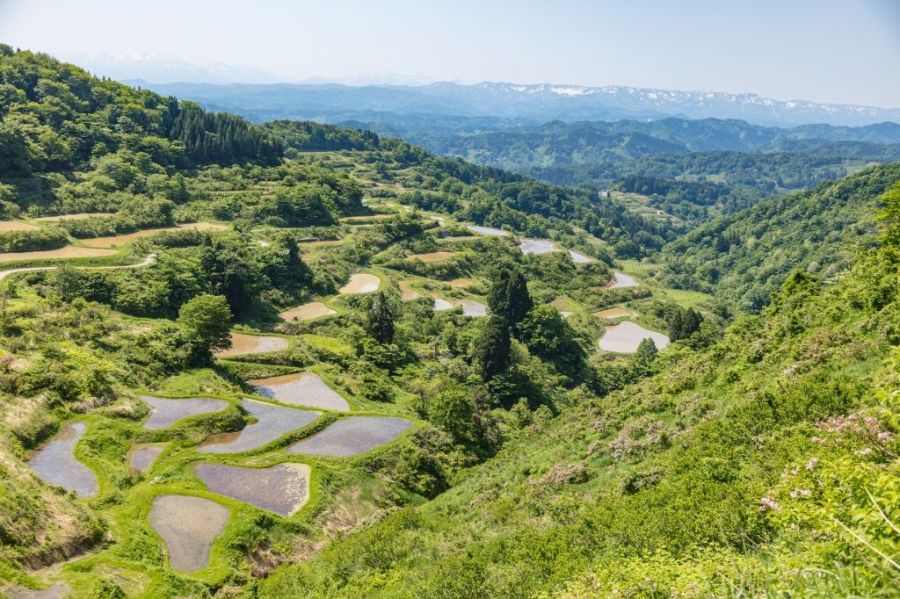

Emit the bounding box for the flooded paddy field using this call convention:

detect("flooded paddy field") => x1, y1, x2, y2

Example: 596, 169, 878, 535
149, 495, 229, 572
214, 333, 288, 358
459, 299, 487, 317
200, 399, 320, 453
608, 271, 638, 289
339, 273, 381, 294
432, 298, 454, 311
279, 301, 337, 321
598, 321, 670, 353
519, 238, 558, 255
195, 463, 311, 516
129, 444, 166, 473
28, 421, 97, 498
249, 372, 350, 412
568, 249, 593, 263
466, 225, 509, 237
406, 251, 455, 263
288, 416, 413, 457
141, 396, 229, 430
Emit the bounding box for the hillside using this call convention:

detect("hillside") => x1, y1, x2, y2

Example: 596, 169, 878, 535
658, 163, 900, 311
0, 47, 897, 599
262, 182, 900, 598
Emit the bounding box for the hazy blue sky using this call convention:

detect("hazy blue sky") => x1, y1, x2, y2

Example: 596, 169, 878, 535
1, 0, 898, 106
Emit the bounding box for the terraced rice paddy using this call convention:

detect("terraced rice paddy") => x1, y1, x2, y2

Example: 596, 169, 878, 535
249, 372, 350, 411
279, 301, 337, 321
466, 225, 509, 237
406, 251, 455, 263
214, 333, 288, 358
0, 246, 117, 264
287, 416, 413, 457
339, 273, 381, 294
519, 238, 558, 255
79, 223, 227, 248
568, 249, 593, 264
459, 299, 487, 317
129, 444, 165, 473
194, 463, 311, 516
447, 278, 473, 288
0, 221, 39, 232
28, 421, 97, 498
608, 271, 638, 289
595, 307, 634, 320
141, 396, 229, 430
200, 399, 320, 453
550, 298, 574, 318
598, 321, 670, 353
432, 297, 454, 311
399, 280, 421, 301
149, 495, 229, 572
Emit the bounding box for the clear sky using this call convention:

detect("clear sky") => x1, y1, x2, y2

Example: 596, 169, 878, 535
1, 0, 898, 106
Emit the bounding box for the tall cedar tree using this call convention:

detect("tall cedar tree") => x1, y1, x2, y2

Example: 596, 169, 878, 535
367, 291, 396, 344
475, 315, 511, 380
488, 267, 533, 331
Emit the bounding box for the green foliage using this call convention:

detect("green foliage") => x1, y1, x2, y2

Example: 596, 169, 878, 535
264, 120, 380, 152
474, 315, 511, 380
366, 291, 396, 344
177, 294, 232, 356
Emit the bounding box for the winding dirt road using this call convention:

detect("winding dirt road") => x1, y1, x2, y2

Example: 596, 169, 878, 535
0, 253, 158, 282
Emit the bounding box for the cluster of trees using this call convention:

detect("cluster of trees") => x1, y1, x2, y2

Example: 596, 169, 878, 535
264, 120, 380, 152
170, 104, 282, 165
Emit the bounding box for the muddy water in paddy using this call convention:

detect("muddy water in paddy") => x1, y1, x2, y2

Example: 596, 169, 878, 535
200, 399, 320, 453
598, 321, 670, 353
466, 225, 509, 237
399, 280, 421, 301
339, 273, 381, 294
28, 421, 97, 498
459, 300, 487, 317
195, 463, 311, 516
129, 444, 165, 473
279, 301, 337, 321
406, 251, 455, 263
288, 416, 413, 457
595, 307, 634, 320
249, 372, 350, 412
149, 495, 229, 572
519, 238, 558, 255
141, 396, 229, 430
214, 332, 288, 358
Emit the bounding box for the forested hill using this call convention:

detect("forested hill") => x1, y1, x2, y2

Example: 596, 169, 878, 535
657, 162, 900, 311
0, 45, 667, 256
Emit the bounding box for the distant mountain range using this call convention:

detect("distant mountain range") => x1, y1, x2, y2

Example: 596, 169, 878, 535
129, 80, 900, 127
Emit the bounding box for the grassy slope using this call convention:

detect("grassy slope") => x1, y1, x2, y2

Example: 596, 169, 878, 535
262, 187, 900, 598
659, 163, 900, 312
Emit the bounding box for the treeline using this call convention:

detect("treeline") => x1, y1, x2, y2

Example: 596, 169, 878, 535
170, 104, 282, 165
264, 120, 380, 152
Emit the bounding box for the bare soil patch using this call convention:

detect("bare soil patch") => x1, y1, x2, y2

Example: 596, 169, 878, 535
595, 307, 634, 320
279, 301, 337, 322
0, 247, 117, 264
149, 495, 229, 572
79, 223, 226, 248
398, 280, 420, 301
406, 251, 455, 263
33, 213, 115, 222
214, 333, 288, 358
0, 221, 40, 232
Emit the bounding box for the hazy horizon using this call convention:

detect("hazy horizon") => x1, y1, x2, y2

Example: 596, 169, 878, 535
1, 0, 899, 108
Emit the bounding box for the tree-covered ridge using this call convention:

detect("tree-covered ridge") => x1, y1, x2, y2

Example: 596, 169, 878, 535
263, 120, 381, 152
261, 182, 900, 598
658, 163, 900, 312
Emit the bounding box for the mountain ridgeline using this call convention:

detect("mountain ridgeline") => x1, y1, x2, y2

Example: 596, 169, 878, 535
0, 45, 897, 599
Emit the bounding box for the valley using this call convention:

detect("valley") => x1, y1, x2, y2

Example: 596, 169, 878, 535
0, 45, 896, 599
